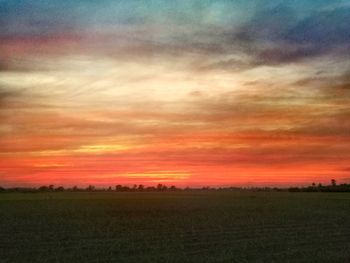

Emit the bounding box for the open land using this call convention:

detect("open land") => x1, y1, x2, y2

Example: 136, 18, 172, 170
0, 191, 349, 262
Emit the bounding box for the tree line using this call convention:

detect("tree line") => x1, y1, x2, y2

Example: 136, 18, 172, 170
287, 179, 350, 192
0, 184, 180, 193
1, 180, 349, 193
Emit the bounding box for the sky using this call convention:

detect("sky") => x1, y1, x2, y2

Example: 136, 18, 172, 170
0, 0, 350, 187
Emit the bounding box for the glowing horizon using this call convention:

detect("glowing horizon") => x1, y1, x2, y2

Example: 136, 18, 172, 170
1, 1, 350, 187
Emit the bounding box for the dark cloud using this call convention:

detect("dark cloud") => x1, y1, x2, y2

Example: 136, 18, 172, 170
254, 7, 350, 65
234, 4, 298, 42
205, 5, 350, 70
0, 87, 23, 107
294, 71, 350, 92
286, 8, 350, 46
0, 58, 51, 72
291, 77, 350, 136
255, 45, 321, 65
197, 58, 254, 72
290, 114, 350, 137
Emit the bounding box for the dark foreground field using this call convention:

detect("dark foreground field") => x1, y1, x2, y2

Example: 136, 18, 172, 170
0, 192, 349, 263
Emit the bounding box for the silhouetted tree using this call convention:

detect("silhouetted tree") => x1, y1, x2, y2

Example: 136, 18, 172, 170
3, 182, 350, 193
86, 185, 95, 191
55, 186, 64, 192
146, 186, 156, 191
331, 179, 337, 187
123, 186, 131, 191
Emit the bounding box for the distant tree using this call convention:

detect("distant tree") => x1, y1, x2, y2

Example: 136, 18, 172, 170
146, 186, 156, 191
107, 186, 112, 191
115, 185, 123, 191
0, 186, 5, 192
138, 184, 144, 191
331, 179, 337, 187
48, 185, 54, 191
170, 185, 177, 191
72, 186, 79, 192
123, 186, 131, 191
86, 185, 95, 191
157, 184, 163, 191
55, 186, 65, 192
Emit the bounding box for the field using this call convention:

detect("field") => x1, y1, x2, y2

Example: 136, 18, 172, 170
0, 191, 349, 262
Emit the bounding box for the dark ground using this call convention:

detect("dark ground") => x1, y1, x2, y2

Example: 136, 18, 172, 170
0, 191, 349, 262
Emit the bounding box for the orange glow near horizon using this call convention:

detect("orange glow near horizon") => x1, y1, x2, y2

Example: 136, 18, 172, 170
1, 125, 349, 187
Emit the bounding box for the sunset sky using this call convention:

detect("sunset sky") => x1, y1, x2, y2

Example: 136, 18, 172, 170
1, 0, 350, 187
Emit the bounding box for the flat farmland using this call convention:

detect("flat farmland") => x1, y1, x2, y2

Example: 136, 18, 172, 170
0, 191, 349, 262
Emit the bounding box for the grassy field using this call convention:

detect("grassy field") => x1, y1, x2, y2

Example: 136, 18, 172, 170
0, 191, 349, 262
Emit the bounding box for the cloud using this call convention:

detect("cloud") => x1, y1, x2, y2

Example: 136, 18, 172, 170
288, 71, 350, 136
2, 2, 348, 73
293, 70, 350, 93
255, 45, 323, 65
0, 86, 23, 107
234, 4, 298, 42
255, 7, 350, 65
202, 5, 350, 70
285, 7, 350, 46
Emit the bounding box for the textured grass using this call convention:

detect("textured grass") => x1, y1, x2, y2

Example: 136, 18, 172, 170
0, 191, 349, 262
